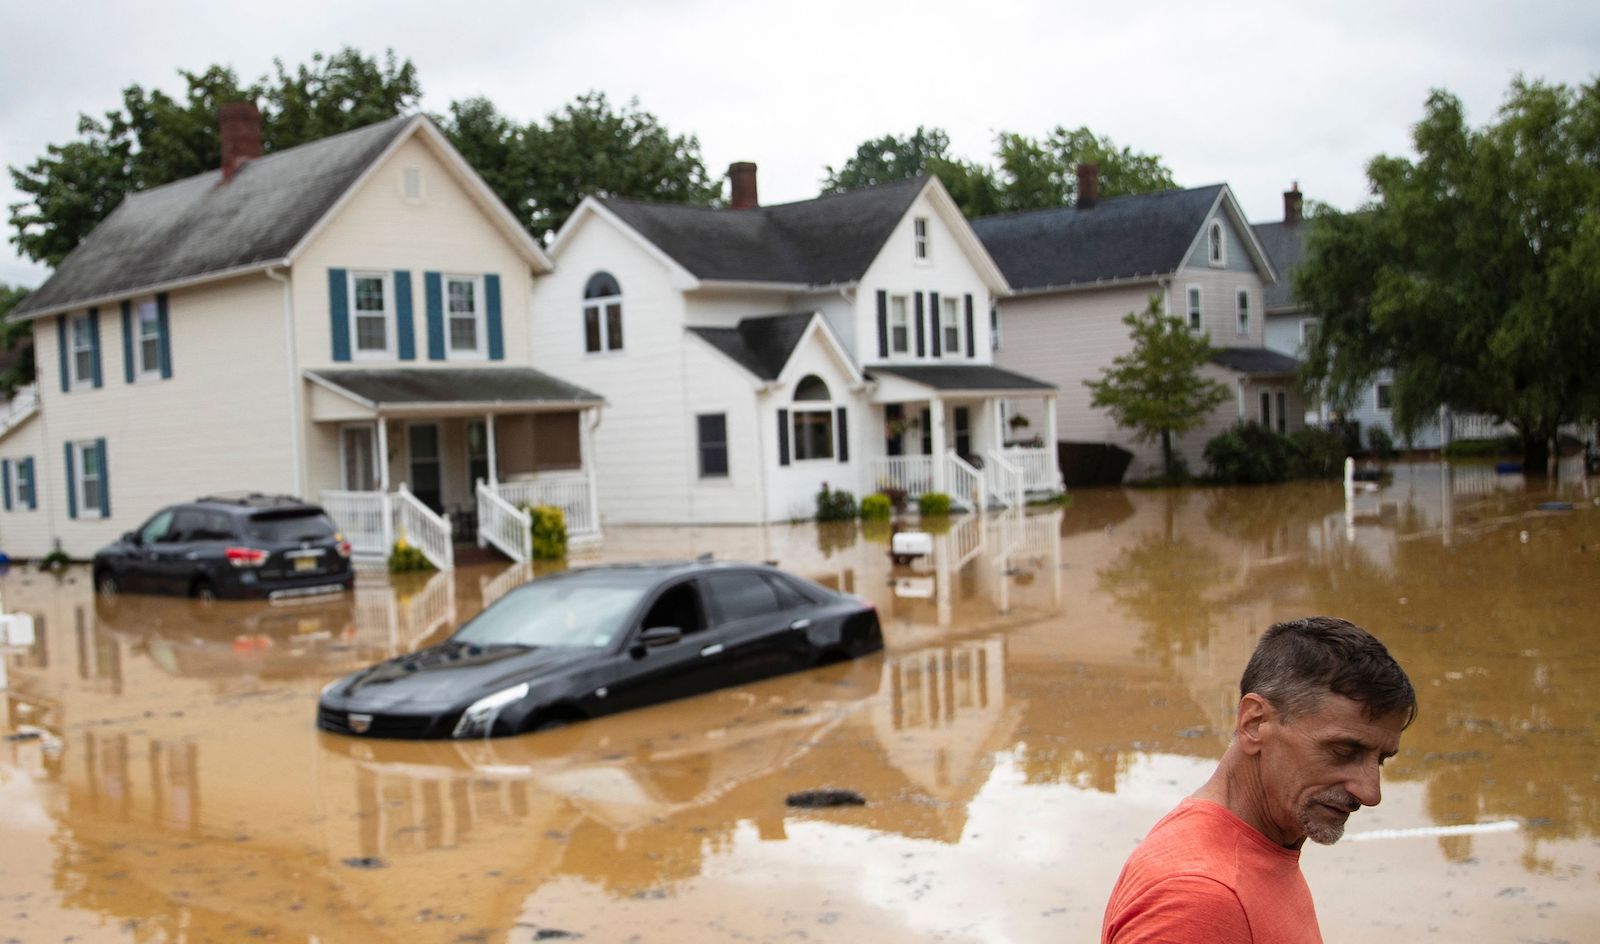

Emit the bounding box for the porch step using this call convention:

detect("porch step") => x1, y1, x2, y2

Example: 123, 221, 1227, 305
453, 543, 511, 567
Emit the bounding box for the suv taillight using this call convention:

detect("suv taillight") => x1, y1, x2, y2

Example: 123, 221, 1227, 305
335, 535, 352, 558
225, 546, 269, 567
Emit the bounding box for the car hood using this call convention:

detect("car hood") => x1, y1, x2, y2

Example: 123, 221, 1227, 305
324, 641, 593, 712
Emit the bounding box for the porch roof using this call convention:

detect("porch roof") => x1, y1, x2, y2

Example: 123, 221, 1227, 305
867, 364, 1055, 396
1208, 347, 1301, 378
306, 367, 603, 418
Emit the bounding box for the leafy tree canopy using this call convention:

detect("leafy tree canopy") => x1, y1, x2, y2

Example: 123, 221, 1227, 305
822, 124, 1176, 216
9, 48, 421, 267
0, 283, 33, 395
1296, 77, 1600, 468
1085, 295, 1231, 478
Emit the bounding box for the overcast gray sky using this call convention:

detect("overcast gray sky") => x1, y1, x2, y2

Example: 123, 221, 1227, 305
3, 0, 1596, 288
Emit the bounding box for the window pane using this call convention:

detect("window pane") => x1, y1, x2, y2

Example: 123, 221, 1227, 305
605, 303, 623, 350
794, 410, 834, 460
83, 479, 101, 511
794, 375, 831, 401
449, 317, 477, 351
698, 414, 728, 478
448, 280, 475, 313
81, 445, 100, 477
704, 572, 782, 623
354, 277, 385, 312
356, 314, 387, 351
584, 306, 601, 352
75, 350, 93, 381
141, 337, 161, 371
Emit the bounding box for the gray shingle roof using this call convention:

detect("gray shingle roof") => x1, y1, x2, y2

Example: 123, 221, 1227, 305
13, 116, 415, 319
1208, 347, 1301, 377
308, 367, 602, 406
970, 186, 1225, 291
600, 176, 927, 285
1252, 221, 1307, 311
867, 364, 1055, 392
687, 312, 816, 380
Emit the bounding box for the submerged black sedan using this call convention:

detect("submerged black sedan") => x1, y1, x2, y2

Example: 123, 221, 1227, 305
318, 561, 883, 739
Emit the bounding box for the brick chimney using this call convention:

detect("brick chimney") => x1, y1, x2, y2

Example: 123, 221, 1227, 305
1076, 162, 1100, 210
729, 161, 759, 210
219, 102, 263, 183
1283, 182, 1303, 225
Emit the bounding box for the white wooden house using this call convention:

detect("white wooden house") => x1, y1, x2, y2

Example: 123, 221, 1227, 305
0, 106, 604, 568
530, 166, 1060, 524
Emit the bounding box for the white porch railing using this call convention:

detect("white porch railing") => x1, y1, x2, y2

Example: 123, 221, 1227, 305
393, 484, 454, 571
1001, 446, 1060, 493
496, 472, 600, 543
322, 490, 393, 557
945, 513, 985, 570
0, 384, 39, 437
398, 568, 457, 650
946, 452, 983, 513
477, 480, 532, 563
869, 455, 935, 499
1451, 413, 1516, 441
985, 450, 1024, 510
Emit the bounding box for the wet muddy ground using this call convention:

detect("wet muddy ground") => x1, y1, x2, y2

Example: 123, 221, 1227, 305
2, 461, 1597, 942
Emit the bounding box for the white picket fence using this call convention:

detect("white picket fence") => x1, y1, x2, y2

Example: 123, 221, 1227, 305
496, 472, 600, 543
1000, 445, 1060, 493
321, 485, 453, 571
947, 452, 984, 513
985, 450, 1024, 510
477, 480, 532, 563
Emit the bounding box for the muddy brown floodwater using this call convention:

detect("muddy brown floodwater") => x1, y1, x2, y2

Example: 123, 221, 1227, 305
2, 461, 1597, 943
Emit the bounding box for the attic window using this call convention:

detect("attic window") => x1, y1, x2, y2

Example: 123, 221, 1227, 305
1208, 221, 1225, 267
913, 217, 930, 262
403, 167, 424, 201
583, 271, 623, 354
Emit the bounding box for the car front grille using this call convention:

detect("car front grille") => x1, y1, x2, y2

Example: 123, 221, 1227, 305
317, 706, 443, 739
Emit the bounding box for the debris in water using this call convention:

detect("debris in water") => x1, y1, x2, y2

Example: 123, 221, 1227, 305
342, 856, 387, 869
787, 789, 867, 808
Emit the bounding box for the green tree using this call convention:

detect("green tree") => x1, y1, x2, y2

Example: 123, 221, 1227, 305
521, 92, 721, 239
0, 283, 32, 395
821, 126, 1003, 216
435, 96, 535, 227
9, 48, 421, 266
1085, 295, 1232, 478
1296, 78, 1600, 469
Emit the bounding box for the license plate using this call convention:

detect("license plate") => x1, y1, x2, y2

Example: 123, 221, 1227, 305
294, 556, 318, 573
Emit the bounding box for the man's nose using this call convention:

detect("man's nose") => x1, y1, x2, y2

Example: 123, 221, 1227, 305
1349, 761, 1382, 807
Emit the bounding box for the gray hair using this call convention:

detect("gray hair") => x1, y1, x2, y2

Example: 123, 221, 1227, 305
1241, 617, 1417, 725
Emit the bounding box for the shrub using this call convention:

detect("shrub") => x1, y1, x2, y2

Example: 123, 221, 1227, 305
875, 484, 909, 512
388, 538, 434, 573
1285, 428, 1348, 479
1367, 425, 1397, 459
918, 491, 952, 517
39, 549, 71, 572
527, 504, 568, 560
1442, 436, 1519, 458
814, 483, 857, 522
1204, 423, 1290, 484
860, 493, 893, 520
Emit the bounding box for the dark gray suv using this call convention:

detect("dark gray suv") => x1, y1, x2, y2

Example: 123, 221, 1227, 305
92, 494, 355, 601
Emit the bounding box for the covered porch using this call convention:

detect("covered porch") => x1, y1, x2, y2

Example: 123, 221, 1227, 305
306, 368, 606, 569
864, 365, 1061, 513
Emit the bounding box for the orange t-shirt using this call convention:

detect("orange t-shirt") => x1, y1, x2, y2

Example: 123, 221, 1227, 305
1102, 798, 1323, 944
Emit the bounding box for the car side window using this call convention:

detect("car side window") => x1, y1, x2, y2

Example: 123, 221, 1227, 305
639, 581, 708, 635
703, 571, 783, 624
767, 574, 811, 610
202, 511, 236, 541
139, 510, 175, 544
167, 509, 206, 542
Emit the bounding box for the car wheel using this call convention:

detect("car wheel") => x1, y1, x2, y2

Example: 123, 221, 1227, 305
191, 579, 218, 603
95, 570, 119, 596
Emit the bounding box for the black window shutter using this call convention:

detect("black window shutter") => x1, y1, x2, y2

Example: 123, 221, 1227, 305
914, 293, 925, 357
777, 409, 790, 466
965, 294, 975, 357
120, 301, 134, 383
930, 292, 942, 356
876, 290, 888, 358
836, 407, 849, 462
57, 316, 69, 392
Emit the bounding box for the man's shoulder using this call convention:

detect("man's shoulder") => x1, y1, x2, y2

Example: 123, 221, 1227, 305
1102, 871, 1250, 943
1126, 800, 1248, 881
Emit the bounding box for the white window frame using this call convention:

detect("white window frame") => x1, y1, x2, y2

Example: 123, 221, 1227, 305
583, 278, 624, 356
339, 424, 380, 492
1207, 221, 1226, 268
913, 217, 930, 263
1375, 382, 1394, 413
1186, 285, 1203, 332
10, 458, 32, 510
443, 274, 487, 359
696, 412, 729, 480
941, 296, 961, 357
348, 271, 396, 360
401, 166, 424, 202
74, 440, 103, 520
889, 295, 910, 354
134, 297, 162, 378
1235, 288, 1250, 337
69, 312, 95, 389
1299, 318, 1317, 348
792, 408, 837, 462
990, 304, 1002, 352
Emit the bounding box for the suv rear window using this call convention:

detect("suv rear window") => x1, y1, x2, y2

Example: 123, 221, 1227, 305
245, 510, 338, 542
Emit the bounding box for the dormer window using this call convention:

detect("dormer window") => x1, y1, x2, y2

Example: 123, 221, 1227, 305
792, 375, 836, 461
913, 217, 930, 262
1208, 221, 1226, 267
583, 272, 623, 354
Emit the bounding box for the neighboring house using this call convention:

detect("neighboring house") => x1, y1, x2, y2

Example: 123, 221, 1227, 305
530, 165, 1060, 525
974, 166, 1306, 480
0, 105, 603, 568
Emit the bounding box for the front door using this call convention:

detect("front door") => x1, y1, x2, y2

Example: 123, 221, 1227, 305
408, 423, 443, 512
466, 421, 490, 489
341, 426, 378, 491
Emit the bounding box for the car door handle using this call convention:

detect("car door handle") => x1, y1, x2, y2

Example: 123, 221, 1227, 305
699, 643, 724, 657
788, 618, 812, 631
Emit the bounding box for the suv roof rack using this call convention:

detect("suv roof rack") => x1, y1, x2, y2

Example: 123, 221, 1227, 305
194, 492, 308, 509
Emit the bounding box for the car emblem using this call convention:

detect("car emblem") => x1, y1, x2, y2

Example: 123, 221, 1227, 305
349, 713, 373, 734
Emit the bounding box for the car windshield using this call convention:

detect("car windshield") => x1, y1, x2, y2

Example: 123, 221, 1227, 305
245, 511, 338, 542
452, 576, 649, 649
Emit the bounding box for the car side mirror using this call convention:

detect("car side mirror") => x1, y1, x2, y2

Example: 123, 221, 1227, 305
638, 626, 683, 648
122, 531, 140, 546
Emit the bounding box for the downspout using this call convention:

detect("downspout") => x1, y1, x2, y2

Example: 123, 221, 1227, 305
265, 266, 305, 498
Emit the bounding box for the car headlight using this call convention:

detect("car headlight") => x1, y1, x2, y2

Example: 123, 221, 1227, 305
452, 683, 530, 739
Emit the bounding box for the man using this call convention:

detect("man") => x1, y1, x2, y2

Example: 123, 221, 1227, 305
1102, 616, 1416, 943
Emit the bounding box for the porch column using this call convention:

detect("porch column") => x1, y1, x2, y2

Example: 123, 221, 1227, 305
582, 406, 600, 534
485, 413, 499, 488
1044, 394, 1060, 489
376, 416, 391, 492
994, 398, 1007, 449
929, 395, 947, 494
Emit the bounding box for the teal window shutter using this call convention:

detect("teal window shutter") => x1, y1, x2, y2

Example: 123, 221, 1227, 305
22, 458, 35, 509
486, 274, 504, 360
120, 301, 135, 383
394, 270, 416, 360
96, 438, 110, 517
424, 272, 445, 360
328, 269, 351, 361
157, 294, 173, 378
88, 307, 103, 388
63, 442, 77, 519
56, 316, 69, 392
2, 459, 11, 511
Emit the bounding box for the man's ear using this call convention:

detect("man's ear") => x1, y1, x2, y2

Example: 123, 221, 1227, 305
1236, 693, 1274, 756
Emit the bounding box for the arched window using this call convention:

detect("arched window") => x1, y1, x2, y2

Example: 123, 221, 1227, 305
1208, 221, 1225, 267
583, 272, 623, 353
792, 374, 836, 460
